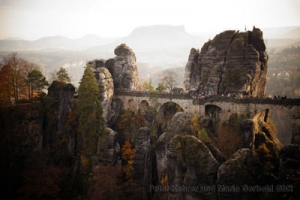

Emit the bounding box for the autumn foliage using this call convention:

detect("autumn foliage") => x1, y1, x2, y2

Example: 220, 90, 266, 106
121, 140, 135, 181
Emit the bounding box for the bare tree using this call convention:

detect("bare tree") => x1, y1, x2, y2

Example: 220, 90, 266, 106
1, 52, 35, 102
0, 53, 43, 104
159, 69, 178, 92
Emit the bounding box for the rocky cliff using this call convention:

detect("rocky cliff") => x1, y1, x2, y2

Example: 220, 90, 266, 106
184, 27, 268, 97
87, 44, 140, 124
88, 59, 114, 125
44, 81, 76, 154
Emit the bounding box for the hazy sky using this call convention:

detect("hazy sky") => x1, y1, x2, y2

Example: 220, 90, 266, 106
1, 0, 300, 40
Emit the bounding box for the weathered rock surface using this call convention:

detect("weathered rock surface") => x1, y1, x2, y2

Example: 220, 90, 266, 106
133, 127, 151, 179
107, 97, 124, 127
164, 112, 194, 143
168, 135, 220, 200
47, 81, 75, 122
254, 132, 280, 175
240, 119, 255, 148
155, 132, 168, 181
217, 148, 263, 200
97, 128, 120, 165
184, 27, 268, 97
132, 127, 153, 200
156, 112, 194, 185
106, 44, 140, 91
45, 81, 76, 153
155, 112, 225, 200
88, 60, 114, 125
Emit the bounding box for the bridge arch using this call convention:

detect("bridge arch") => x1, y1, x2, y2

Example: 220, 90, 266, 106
128, 99, 137, 111
157, 102, 184, 132
139, 100, 149, 115
205, 104, 222, 120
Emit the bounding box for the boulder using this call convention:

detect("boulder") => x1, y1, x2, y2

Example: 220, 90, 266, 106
217, 148, 263, 200
168, 135, 219, 200
164, 112, 194, 143
184, 27, 268, 97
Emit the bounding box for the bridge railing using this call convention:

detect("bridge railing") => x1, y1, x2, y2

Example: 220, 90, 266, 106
193, 96, 300, 105
114, 90, 193, 99
115, 90, 300, 105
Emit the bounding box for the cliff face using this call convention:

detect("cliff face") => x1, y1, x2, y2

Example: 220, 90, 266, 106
184, 27, 268, 97
88, 59, 114, 125
87, 44, 140, 124
44, 81, 76, 153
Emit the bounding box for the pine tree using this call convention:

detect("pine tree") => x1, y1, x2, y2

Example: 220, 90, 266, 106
26, 69, 49, 100
78, 65, 104, 157
56, 67, 71, 83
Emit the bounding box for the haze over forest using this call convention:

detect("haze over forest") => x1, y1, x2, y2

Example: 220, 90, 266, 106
1, 0, 300, 95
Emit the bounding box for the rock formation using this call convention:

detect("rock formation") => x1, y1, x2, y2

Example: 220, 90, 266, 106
184, 27, 268, 97
156, 112, 194, 183
132, 127, 154, 200
217, 148, 263, 200
155, 112, 224, 199
44, 81, 76, 153
97, 128, 121, 165
85, 44, 140, 124
168, 135, 220, 200
88, 59, 114, 125
47, 81, 75, 120
106, 44, 140, 91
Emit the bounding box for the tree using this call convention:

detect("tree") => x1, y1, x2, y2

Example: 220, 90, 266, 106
0, 52, 40, 103
78, 64, 104, 157
156, 83, 167, 93
142, 79, 154, 92
0, 65, 14, 106
56, 67, 71, 83
121, 140, 134, 181
159, 69, 178, 92
26, 69, 49, 100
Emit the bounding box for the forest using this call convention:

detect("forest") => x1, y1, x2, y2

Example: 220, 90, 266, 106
0, 53, 163, 199
266, 46, 300, 98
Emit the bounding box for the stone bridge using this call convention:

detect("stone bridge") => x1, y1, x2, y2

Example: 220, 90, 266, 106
115, 91, 300, 144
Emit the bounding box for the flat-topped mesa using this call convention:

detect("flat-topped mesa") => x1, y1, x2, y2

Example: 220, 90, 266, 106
106, 43, 140, 92
184, 27, 268, 98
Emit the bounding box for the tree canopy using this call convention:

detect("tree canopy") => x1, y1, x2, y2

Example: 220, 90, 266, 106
56, 67, 71, 83
26, 69, 48, 100
159, 69, 178, 92
0, 52, 45, 105
78, 64, 104, 157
